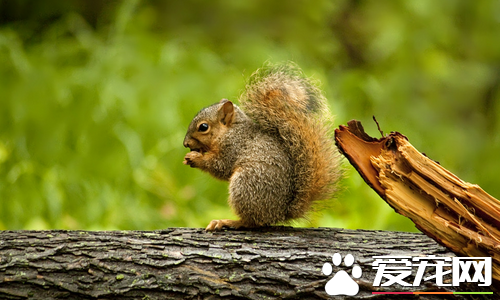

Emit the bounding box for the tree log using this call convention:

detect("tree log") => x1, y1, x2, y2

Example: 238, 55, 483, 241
334, 120, 500, 289
0, 228, 494, 299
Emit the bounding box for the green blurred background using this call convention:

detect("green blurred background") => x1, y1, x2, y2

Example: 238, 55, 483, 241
0, 0, 499, 231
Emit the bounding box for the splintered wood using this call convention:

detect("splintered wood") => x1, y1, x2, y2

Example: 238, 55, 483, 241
335, 120, 500, 284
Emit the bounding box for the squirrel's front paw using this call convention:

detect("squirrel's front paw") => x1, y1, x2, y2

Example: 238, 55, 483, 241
183, 151, 203, 168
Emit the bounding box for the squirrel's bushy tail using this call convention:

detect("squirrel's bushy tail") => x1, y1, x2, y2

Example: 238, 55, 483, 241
239, 63, 342, 220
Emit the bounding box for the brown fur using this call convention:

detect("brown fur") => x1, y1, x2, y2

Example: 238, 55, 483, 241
183, 63, 342, 231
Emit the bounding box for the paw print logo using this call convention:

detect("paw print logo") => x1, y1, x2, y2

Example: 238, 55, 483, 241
322, 253, 362, 296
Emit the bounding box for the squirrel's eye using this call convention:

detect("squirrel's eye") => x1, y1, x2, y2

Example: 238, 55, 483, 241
198, 123, 209, 132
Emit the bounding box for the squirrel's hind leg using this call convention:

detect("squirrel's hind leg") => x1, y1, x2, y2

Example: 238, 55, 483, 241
205, 219, 249, 231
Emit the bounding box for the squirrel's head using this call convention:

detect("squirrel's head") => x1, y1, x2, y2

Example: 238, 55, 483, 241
183, 99, 238, 154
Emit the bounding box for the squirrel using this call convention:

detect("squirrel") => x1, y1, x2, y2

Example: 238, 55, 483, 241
183, 63, 341, 231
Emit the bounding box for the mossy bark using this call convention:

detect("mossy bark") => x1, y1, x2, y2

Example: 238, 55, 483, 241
0, 228, 493, 299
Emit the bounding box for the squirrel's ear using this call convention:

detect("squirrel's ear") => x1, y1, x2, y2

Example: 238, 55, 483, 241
218, 101, 235, 126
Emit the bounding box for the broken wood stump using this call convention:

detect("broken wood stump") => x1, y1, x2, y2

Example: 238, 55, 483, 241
335, 120, 500, 288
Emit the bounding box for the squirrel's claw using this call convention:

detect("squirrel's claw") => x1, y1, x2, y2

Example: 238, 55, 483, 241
205, 219, 244, 231
205, 220, 223, 231
184, 151, 202, 168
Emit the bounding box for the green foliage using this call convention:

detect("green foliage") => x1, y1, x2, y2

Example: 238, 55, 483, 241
0, 0, 498, 231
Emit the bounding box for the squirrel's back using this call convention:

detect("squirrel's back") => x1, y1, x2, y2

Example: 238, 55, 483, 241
239, 63, 341, 220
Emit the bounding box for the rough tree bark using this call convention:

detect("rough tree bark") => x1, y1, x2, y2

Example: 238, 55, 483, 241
0, 228, 494, 299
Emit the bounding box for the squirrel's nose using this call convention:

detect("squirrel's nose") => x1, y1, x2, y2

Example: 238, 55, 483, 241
184, 136, 200, 150
183, 136, 194, 149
